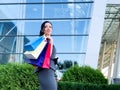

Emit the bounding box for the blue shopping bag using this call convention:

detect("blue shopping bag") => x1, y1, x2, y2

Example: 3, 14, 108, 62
26, 43, 49, 67
24, 39, 47, 59
24, 36, 45, 51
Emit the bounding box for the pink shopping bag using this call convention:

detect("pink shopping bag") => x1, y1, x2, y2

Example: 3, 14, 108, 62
42, 43, 51, 68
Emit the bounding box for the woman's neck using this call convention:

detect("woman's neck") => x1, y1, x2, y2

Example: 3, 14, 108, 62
45, 34, 50, 37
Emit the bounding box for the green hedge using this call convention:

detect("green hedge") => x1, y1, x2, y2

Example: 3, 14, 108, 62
0, 63, 39, 90
62, 65, 108, 84
58, 81, 120, 90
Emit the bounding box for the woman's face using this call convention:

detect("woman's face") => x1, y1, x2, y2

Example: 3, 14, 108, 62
43, 22, 52, 36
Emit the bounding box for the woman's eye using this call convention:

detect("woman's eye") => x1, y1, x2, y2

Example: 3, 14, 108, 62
45, 26, 52, 29
49, 26, 52, 28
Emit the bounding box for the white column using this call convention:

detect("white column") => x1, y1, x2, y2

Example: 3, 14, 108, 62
100, 40, 106, 70
113, 23, 120, 78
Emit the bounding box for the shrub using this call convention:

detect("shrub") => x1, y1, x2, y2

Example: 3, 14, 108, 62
62, 65, 108, 84
0, 63, 39, 90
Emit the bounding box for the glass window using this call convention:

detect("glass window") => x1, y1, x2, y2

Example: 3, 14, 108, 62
0, 5, 24, 19
24, 20, 41, 35
0, 36, 16, 53
0, 53, 23, 64
0, 53, 10, 64
25, 4, 42, 18
52, 20, 90, 34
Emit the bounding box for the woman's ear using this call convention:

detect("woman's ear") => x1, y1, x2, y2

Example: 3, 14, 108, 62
42, 30, 44, 33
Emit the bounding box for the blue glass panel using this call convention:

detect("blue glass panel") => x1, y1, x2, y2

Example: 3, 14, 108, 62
52, 20, 90, 34
43, 3, 92, 18
0, 0, 21, 3
0, 53, 9, 64
24, 21, 42, 35
0, 36, 16, 53
0, 53, 23, 64
53, 36, 88, 52
0, 5, 25, 19
25, 5, 42, 18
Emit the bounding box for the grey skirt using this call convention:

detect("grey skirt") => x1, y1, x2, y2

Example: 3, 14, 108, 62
38, 68, 57, 90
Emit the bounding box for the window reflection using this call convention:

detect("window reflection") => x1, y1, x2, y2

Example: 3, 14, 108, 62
0, 22, 17, 52
0, 22, 16, 64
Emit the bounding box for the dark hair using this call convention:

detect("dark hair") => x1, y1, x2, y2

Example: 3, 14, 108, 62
39, 21, 52, 36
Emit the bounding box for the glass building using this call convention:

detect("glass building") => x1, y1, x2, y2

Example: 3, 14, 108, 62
0, 0, 93, 65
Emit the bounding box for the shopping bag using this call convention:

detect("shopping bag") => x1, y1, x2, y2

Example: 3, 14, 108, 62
24, 39, 47, 59
24, 36, 45, 51
26, 43, 48, 67
42, 43, 51, 68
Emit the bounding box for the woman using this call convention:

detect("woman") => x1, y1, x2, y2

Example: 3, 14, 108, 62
35, 21, 58, 90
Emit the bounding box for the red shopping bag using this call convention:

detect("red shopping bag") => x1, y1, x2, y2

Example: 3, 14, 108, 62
42, 43, 51, 68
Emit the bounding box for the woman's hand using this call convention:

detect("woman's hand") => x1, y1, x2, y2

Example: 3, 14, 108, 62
46, 36, 53, 44
45, 36, 53, 56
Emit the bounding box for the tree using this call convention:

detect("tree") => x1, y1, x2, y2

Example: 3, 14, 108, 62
64, 60, 73, 69
57, 60, 73, 70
